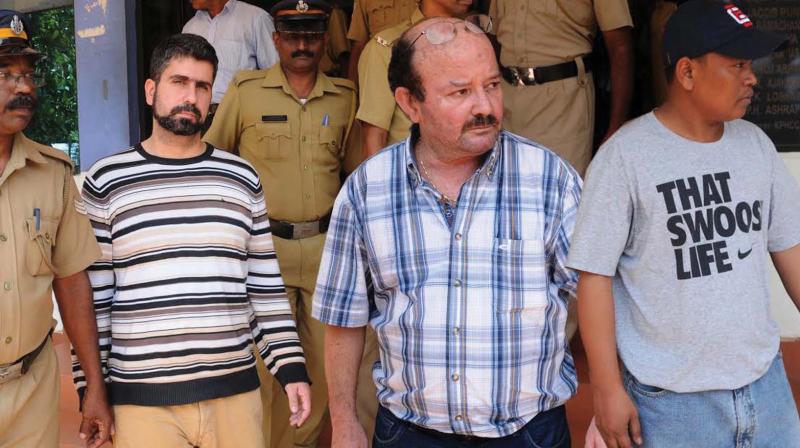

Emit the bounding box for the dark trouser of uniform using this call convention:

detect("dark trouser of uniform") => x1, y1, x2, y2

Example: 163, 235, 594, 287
257, 232, 379, 447
0, 337, 59, 448
372, 405, 570, 448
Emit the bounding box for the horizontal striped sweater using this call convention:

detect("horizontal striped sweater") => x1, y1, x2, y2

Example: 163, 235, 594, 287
72, 144, 308, 406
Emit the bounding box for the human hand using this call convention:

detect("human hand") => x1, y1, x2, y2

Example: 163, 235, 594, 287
285, 382, 312, 427
79, 384, 114, 448
593, 386, 643, 448
331, 416, 368, 448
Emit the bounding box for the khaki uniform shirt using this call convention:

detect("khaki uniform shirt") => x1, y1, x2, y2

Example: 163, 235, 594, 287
356, 8, 424, 145
321, 6, 352, 75
490, 0, 632, 67
347, 0, 418, 43
204, 65, 356, 223
0, 133, 100, 364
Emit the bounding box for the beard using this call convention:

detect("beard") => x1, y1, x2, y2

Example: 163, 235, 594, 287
152, 90, 204, 136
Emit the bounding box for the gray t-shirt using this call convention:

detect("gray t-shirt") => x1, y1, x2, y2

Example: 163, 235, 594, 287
567, 112, 800, 393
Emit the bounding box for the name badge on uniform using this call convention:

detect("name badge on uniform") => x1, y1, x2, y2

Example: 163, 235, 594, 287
262, 115, 288, 122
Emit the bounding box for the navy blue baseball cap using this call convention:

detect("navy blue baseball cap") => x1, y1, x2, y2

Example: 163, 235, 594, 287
663, 0, 787, 67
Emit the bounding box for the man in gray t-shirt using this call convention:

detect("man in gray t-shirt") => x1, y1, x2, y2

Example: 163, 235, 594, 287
568, 1, 800, 447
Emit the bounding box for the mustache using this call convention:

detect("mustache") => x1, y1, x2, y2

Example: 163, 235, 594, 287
291, 50, 315, 58
463, 114, 499, 131
7, 94, 37, 110
169, 103, 201, 120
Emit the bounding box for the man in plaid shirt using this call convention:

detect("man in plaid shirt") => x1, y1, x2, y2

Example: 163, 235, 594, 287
313, 16, 582, 448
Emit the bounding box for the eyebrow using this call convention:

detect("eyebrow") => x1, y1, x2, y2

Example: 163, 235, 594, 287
448, 73, 502, 87
169, 74, 212, 89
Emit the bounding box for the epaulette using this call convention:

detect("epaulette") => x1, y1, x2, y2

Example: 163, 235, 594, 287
37, 143, 73, 166
330, 77, 356, 91
375, 35, 393, 47
233, 69, 268, 86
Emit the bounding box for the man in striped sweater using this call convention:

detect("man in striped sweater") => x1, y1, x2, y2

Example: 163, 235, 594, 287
72, 34, 311, 448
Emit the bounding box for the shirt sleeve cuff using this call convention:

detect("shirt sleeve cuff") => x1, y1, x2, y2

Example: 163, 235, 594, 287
274, 362, 312, 389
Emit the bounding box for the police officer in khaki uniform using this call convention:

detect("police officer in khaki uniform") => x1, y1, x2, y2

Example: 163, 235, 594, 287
489, 0, 633, 176
205, 1, 377, 446
346, 0, 417, 82
357, 0, 474, 158
0, 10, 112, 448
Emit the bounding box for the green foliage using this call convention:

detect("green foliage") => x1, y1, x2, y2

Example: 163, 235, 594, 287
27, 7, 79, 167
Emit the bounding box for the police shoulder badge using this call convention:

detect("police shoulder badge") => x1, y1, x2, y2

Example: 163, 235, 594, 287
296, 0, 309, 13
10, 15, 24, 36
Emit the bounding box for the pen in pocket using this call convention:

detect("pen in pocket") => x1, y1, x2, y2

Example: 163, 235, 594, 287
33, 208, 40, 231
322, 114, 329, 127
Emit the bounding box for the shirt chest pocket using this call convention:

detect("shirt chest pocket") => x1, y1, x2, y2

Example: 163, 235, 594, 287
492, 238, 548, 313
25, 217, 58, 276
367, 0, 394, 34
256, 122, 292, 160
318, 125, 345, 160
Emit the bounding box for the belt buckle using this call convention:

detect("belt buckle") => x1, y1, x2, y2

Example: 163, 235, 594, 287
0, 363, 22, 385
292, 221, 319, 239
525, 67, 536, 85
510, 67, 525, 87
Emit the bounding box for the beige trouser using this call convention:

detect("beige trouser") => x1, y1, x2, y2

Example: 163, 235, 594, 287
0, 338, 59, 448
113, 389, 264, 448
501, 64, 595, 177
263, 233, 379, 447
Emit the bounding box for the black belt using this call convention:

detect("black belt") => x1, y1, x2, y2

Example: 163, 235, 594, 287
377, 404, 566, 444
269, 212, 331, 240
0, 329, 52, 384
501, 56, 592, 86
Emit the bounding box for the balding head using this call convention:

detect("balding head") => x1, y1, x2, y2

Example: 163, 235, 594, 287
390, 17, 503, 158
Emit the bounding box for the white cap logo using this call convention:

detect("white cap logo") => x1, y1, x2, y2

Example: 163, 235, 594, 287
725, 5, 753, 28
10, 15, 24, 35
296, 0, 309, 13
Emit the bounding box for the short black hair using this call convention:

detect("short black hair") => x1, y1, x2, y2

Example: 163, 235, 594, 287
149, 34, 218, 83
388, 32, 425, 101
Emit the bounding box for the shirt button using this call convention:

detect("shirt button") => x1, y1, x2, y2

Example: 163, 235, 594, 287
451, 373, 460, 382
4, 336, 11, 344
301, 136, 307, 142
455, 415, 463, 422
454, 233, 462, 241
453, 327, 461, 336
303, 165, 309, 170
0, 234, 6, 242
453, 279, 461, 287
3, 281, 11, 291
305, 194, 311, 199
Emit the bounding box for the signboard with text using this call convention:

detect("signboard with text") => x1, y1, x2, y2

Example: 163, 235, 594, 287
739, 0, 800, 152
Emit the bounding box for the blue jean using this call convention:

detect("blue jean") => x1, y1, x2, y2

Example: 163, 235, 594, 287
624, 353, 800, 448
372, 404, 570, 448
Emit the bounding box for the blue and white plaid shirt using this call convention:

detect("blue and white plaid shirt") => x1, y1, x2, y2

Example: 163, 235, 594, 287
313, 130, 582, 437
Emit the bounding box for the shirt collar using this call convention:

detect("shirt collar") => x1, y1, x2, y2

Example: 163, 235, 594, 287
261, 64, 340, 101
404, 128, 503, 190
18, 133, 46, 164
0, 133, 45, 187
196, 0, 236, 21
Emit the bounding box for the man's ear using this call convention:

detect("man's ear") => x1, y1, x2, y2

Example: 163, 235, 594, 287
675, 57, 696, 91
395, 87, 422, 124
144, 78, 156, 107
